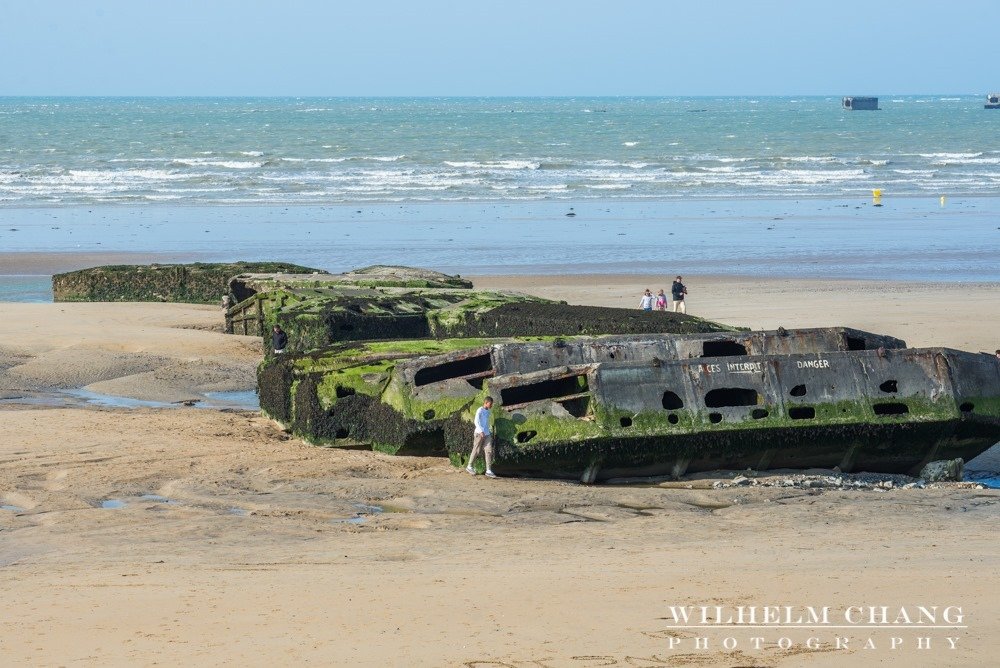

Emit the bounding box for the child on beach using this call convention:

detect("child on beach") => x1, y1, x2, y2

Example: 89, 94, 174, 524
655, 289, 667, 311
638, 289, 654, 311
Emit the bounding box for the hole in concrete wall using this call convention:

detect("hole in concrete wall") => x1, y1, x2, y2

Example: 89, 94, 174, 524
500, 374, 588, 407
789, 384, 807, 397
619, 416, 633, 427
414, 353, 493, 387
662, 391, 684, 410
702, 340, 749, 357
879, 380, 898, 393
873, 402, 909, 416
423, 409, 436, 420
709, 412, 723, 424
516, 430, 537, 443
335, 427, 350, 438
960, 402, 975, 413
335, 386, 356, 398
705, 388, 759, 408
608, 351, 616, 359
846, 336, 866, 351
751, 408, 769, 419
789, 406, 815, 420
561, 396, 591, 418
667, 413, 679, 424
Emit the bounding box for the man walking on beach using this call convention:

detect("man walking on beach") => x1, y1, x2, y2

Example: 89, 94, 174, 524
671, 276, 688, 314
467, 396, 497, 478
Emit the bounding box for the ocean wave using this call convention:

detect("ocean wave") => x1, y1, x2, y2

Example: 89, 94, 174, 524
443, 160, 540, 170
585, 159, 649, 169
172, 158, 264, 169
777, 156, 840, 163
918, 152, 983, 159
931, 157, 1000, 166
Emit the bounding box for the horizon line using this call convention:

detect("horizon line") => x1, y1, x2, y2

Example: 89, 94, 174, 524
0, 93, 991, 99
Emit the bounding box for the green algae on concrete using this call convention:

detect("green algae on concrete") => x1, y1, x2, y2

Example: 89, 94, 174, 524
441, 347, 1000, 480
53, 261, 325, 304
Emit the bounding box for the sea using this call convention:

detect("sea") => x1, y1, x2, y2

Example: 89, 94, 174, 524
2, 96, 1000, 295
2, 96, 999, 205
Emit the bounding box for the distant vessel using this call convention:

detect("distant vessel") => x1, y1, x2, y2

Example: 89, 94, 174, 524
843, 96, 879, 111
985, 93, 1000, 109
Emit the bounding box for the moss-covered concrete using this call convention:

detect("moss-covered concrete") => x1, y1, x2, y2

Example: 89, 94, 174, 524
53, 262, 325, 304
440, 348, 1000, 479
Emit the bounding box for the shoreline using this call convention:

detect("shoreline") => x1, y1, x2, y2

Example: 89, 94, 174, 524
5, 192, 999, 210
2, 197, 998, 281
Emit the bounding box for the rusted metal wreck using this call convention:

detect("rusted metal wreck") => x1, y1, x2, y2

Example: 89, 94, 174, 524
251, 267, 1000, 481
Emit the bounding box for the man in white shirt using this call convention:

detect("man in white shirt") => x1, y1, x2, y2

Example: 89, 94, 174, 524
466, 396, 497, 478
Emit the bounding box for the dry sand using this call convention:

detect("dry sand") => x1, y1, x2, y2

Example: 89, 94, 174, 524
1, 274, 999, 666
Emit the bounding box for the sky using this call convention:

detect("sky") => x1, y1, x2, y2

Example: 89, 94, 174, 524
3, 0, 999, 96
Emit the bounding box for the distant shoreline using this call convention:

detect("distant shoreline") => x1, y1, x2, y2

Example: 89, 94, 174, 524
2, 196, 998, 282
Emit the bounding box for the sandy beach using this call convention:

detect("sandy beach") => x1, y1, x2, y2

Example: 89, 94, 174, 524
2, 272, 999, 666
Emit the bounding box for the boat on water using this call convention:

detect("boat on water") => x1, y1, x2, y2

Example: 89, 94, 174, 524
986, 93, 1000, 109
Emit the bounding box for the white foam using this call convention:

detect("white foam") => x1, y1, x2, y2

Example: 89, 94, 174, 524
622, 141, 639, 147
918, 152, 982, 159
173, 158, 264, 169
443, 160, 540, 170
778, 156, 840, 163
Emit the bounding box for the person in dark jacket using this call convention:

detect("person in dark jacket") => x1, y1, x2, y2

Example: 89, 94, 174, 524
272, 325, 288, 354
671, 276, 688, 314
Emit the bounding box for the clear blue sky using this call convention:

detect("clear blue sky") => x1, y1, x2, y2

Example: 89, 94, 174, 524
3, 0, 999, 96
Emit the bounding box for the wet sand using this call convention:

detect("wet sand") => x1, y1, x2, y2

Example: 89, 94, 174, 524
1, 273, 999, 666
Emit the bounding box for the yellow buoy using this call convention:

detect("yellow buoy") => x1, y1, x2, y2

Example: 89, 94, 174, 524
872, 188, 882, 206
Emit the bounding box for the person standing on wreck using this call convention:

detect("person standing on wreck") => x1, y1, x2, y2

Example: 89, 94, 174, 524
466, 396, 497, 478
272, 324, 288, 354
671, 276, 688, 314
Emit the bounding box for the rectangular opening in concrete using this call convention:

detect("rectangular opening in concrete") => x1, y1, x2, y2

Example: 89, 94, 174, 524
704, 387, 759, 408
413, 353, 493, 388
873, 402, 909, 416
846, 336, 867, 351
500, 374, 590, 416
789, 406, 816, 420
702, 340, 749, 357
